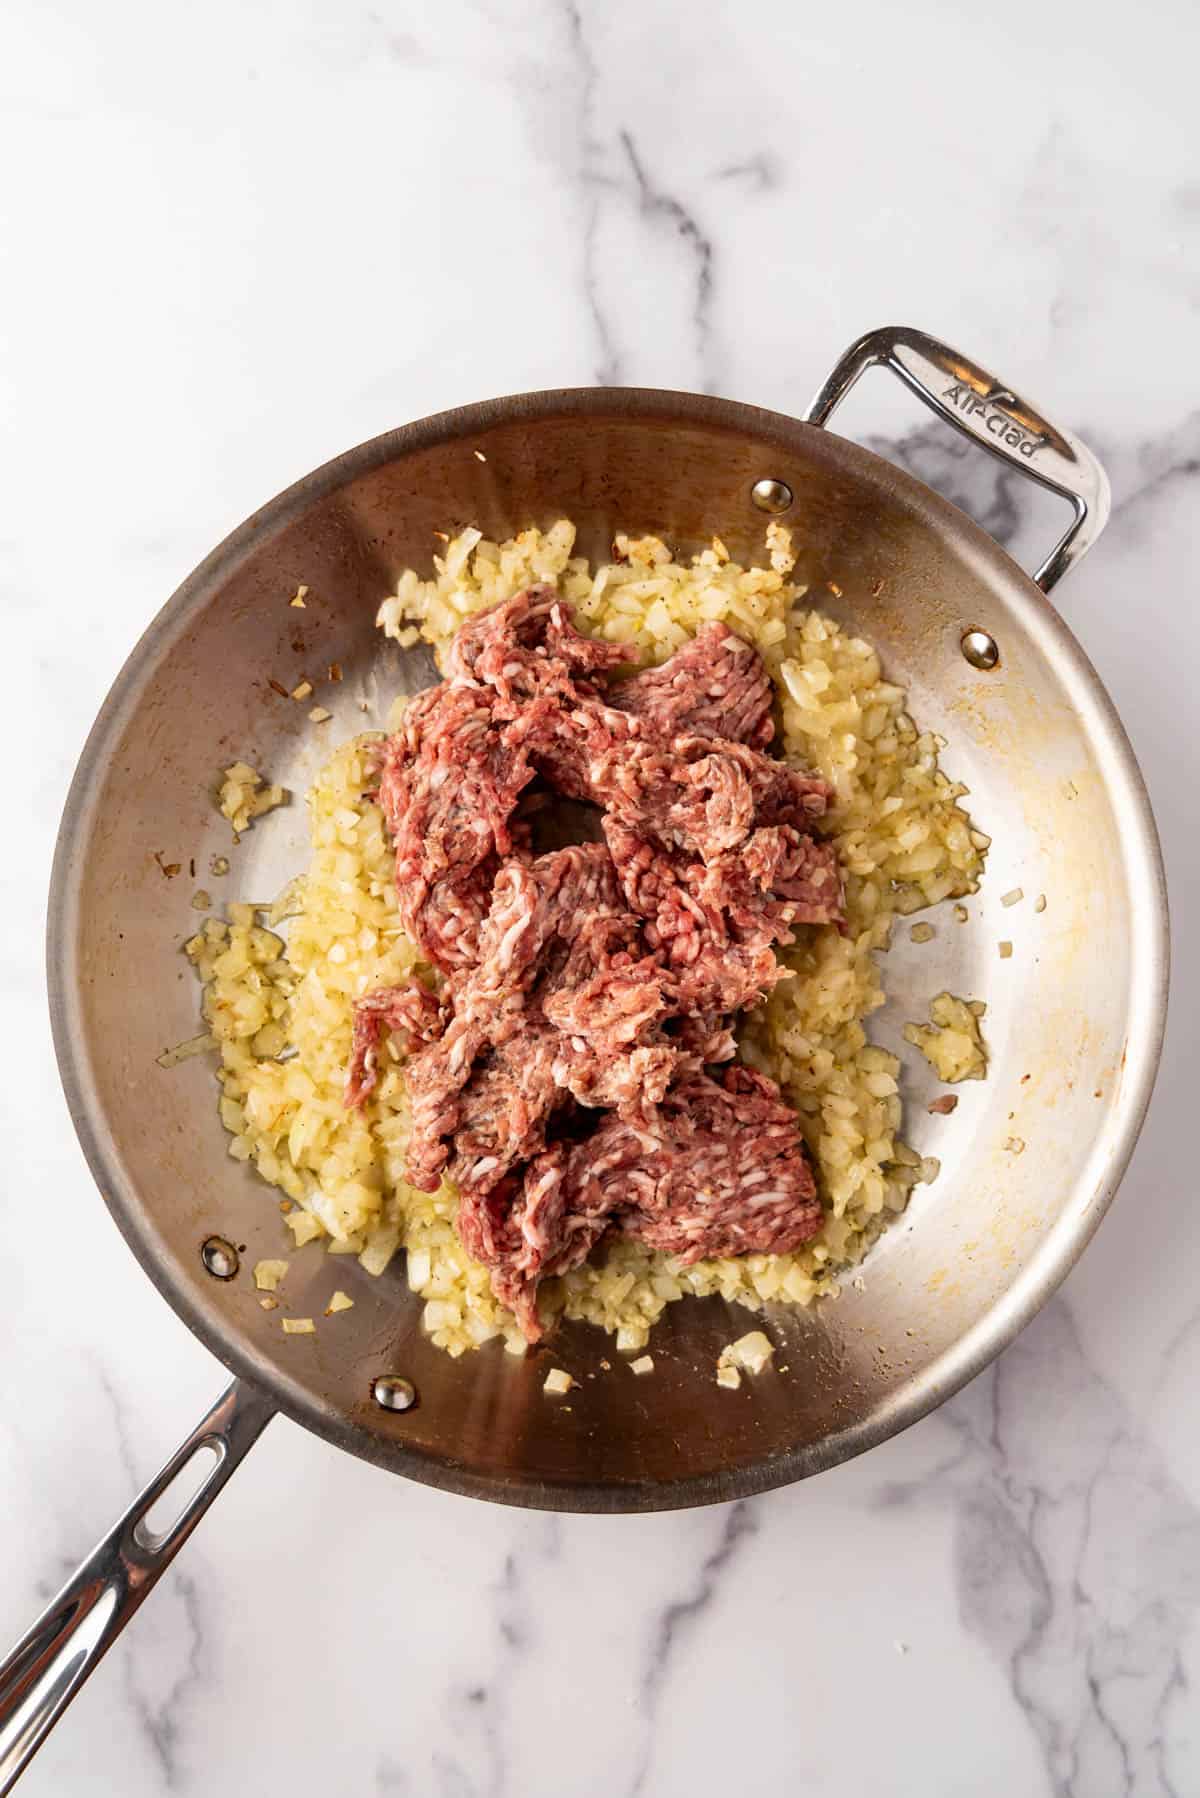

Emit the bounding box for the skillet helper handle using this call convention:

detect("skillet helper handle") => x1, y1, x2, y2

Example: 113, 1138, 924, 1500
0, 1379, 273, 1794
805, 325, 1111, 595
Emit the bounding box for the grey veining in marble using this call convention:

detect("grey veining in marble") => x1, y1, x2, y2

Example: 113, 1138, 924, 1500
906, 1303, 1199, 1797
2, 0, 1198, 1792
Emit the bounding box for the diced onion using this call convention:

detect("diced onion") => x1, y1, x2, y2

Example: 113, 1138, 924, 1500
903, 993, 988, 1082
285, 1210, 323, 1248
359, 1221, 400, 1277
722, 1330, 775, 1375
155, 1032, 217, 1069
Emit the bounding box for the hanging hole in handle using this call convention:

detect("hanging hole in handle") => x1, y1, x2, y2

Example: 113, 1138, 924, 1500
133, 1440, 224, 1553
823, 379, 1069, 574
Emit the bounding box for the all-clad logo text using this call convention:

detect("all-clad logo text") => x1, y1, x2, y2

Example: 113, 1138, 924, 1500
943, 383, 1042, 459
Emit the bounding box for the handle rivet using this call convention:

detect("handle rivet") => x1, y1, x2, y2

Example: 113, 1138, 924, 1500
961, 628, 1000, 671
750, 477, 793, 514
200, 1236, 239, 1280
373, 1375, 417, 1413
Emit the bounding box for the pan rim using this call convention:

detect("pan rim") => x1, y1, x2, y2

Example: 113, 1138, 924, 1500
46, 384, 1170, 1512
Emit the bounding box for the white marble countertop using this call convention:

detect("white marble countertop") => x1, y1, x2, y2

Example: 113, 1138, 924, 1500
2, 1, 1198, 1791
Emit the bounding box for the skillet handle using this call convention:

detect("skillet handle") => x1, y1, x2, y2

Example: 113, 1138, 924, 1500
805, 325, 1110, 595
0, 1378, 273, 1793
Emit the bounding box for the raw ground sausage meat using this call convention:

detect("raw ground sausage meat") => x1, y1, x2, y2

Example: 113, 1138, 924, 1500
347, 589, 844, 1339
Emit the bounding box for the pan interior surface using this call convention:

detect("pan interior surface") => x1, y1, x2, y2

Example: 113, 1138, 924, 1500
48, 391, 1166, 1510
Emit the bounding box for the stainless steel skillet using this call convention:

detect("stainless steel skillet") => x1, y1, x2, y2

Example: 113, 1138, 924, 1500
0, 327, 1167, 1790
